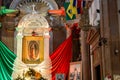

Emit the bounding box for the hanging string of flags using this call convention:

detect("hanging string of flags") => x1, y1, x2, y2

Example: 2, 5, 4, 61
48, 0, 100, 27
48, 0, 87, 21
48, 0, 88, 29
64, 0, 86, 21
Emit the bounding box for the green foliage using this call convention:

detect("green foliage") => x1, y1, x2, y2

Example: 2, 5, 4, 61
14, 68, 47, 80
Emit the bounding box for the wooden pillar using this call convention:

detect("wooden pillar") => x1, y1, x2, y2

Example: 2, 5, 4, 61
44, 35, 50, 59
81, 30, 91, 80
101, 0, 120, 79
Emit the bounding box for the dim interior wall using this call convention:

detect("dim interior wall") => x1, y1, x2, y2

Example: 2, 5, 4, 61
101, 0, 120, 78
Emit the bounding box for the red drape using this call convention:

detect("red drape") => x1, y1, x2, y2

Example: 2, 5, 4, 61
50, 35, 72, 80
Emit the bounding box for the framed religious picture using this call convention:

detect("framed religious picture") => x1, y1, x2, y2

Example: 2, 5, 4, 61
69, 61, 82, 80
113, 75, 120, 80
56, 73, 65, 80
22, 36, 44, 64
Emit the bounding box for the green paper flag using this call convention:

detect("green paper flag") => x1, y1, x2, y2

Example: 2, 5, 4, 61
0, 6, 17, 15
64, 0, 77, 21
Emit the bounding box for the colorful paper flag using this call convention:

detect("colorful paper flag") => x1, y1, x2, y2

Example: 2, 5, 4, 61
64, 0, 77, 20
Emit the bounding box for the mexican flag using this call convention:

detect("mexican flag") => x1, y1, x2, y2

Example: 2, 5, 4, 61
0, 41, 16, 80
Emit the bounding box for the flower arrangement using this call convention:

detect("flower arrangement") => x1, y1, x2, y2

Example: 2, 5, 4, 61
15, 68, 46, 80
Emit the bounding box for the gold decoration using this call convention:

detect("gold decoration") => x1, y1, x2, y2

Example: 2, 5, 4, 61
25, 68, 42, 79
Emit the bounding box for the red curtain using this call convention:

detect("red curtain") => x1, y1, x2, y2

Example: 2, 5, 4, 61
50, 35, 72, 80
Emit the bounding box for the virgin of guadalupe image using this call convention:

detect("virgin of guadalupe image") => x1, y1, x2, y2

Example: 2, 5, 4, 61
28, 41, 39, 61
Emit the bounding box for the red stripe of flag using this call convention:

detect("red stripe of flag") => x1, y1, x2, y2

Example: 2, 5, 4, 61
77, 0, 82, 14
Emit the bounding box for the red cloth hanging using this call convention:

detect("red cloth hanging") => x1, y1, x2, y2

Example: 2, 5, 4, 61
50, 35, 72, 80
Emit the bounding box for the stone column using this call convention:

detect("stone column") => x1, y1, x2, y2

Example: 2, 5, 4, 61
81, 30, 91, 80
118, 0, 120, 30
44, 33, 50, 59
16, 31, 23, 60
42, 31, 52, 80
90, 45, 94, 80
100, 0, 120, 79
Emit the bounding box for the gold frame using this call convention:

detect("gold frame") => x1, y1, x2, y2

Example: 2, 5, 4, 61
22, 36, 44, 64
69, 61, 82, 80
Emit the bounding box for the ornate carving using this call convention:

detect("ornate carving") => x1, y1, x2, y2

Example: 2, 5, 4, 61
79, 8, 92, 31
10, 0, 58, 14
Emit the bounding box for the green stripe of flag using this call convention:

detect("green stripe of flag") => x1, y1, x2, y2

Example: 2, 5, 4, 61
0, 41, 16, 80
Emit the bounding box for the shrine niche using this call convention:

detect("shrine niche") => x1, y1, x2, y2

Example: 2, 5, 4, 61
11, 12, 53, 80
8, 0, 60, 79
